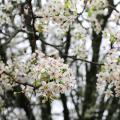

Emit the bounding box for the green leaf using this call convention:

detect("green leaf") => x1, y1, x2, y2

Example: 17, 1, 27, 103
117, 57, 120, 63
100, 65, 105, 72
59, 80, 65, 85
88, 6, 95, 17
110, 34, 117, 45
64, 0, 71, 9
40, 71, 50, 82
60, 68, 67, 73
36, 24, 44, 33
33, 80, 41, 87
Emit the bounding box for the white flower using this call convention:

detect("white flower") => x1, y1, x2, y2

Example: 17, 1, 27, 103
0, 50, 75, 101
34, 0, 76, 34
97, 48, 120, 97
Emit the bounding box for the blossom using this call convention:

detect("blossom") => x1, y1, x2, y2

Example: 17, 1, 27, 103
0, 50, 75, 101
34, 0, 77, 33
97, 48, 120, 97
86, 0, 108, 34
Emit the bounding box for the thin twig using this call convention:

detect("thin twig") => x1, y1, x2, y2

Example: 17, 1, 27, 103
1, 71, 40, 90
62, 54, 104, 66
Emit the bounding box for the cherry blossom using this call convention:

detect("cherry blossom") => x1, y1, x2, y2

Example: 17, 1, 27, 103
0, 50, 75, 101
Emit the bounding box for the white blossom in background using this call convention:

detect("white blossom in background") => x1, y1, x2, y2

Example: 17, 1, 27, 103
0, 50, 75, 101
70, 23, 87, 59
34, 0, 77, 33
0, 0, 23, 26
97, 48, 120, 97
86, 0, 109, 34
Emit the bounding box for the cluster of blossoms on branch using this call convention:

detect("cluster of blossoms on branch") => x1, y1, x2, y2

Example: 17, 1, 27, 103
0, 50, 75, 101
35, 0, 77, 33
97, 48, 120, 97
0, 0, 22, 26
86, 0, 108, 34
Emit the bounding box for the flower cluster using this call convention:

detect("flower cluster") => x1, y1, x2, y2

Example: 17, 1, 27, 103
35, 0, 77, 33
0, 0, 22, 26
86, 0, 108, 33
97, 49, 120, 97
0, 3, 12, 25
70, 23, 87, 59
0, 50, 75, 101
